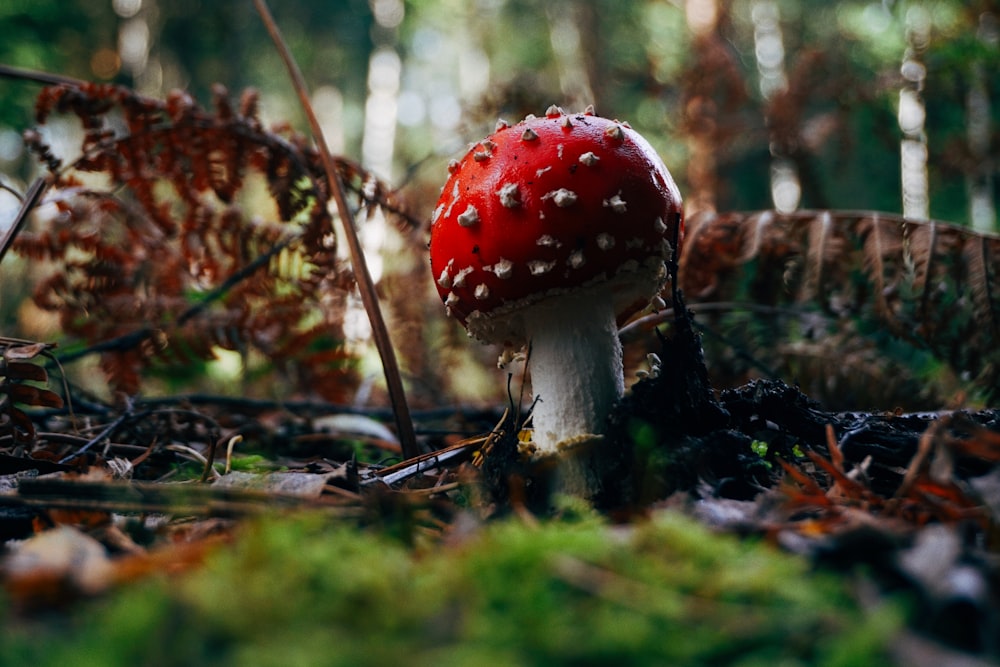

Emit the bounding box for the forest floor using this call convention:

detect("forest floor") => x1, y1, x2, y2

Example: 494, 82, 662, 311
1, 299, 998, 667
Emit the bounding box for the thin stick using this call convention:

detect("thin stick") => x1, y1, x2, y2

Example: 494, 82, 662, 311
0, 178, 47, 266
253, 0, 418, 460
0, 63, 82, 88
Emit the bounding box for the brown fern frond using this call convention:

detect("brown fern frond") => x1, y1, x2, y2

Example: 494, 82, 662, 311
857, 214, 905, 323
671, 211, 751, 300
0, 340, 63, 442
963, 234, 998, 337
679, 209, 1000, 401
797, 211, 840, 306
738, 210, 778, 264
902, 218, 938, 320
13, 79, 407, 402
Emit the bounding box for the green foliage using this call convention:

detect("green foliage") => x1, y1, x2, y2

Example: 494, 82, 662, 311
750, 439, 769, 458
1, 512, 901, 666
226, 454, 275, 473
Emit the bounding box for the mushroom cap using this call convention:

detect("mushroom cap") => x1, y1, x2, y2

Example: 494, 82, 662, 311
429, 107, 683, 344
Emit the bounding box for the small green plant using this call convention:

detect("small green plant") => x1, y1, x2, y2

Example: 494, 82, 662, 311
750, 439, 769, 458
750, 439, 776, 471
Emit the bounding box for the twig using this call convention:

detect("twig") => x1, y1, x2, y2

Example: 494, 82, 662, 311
0, 63, 83, 87
253, 0, 418, 460
56, 410, 152, 464
224, 434, 242, 475
404, 481, 462, 497
5, 476, 363, 518
175, 237, 296, 326
55, 406, 222, 465
53, 329, 157, 365
200, 433, 222, 483
371, 439, 481, 486
0, 178, 47, 267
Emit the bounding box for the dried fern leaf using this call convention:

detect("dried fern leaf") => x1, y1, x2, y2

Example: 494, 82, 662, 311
15, 81, 403, 400
858, 214, 904, 324
798, 211, 835, 305
963, 234, 998, 337
679, 209, 1000, 400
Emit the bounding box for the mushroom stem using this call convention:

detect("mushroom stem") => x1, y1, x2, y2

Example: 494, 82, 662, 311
527, 284, 624, 453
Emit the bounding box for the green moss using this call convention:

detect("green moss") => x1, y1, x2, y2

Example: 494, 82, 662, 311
0, 512, 901, 666
226, 454, 279, 473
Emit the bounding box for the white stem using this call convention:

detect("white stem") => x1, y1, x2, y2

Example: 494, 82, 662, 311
526, 284, 624, 453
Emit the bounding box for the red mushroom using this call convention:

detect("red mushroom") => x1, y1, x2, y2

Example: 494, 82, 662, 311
429, 105, 683, 494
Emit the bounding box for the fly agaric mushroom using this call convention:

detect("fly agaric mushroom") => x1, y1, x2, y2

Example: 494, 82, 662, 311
429, 105, 683, 495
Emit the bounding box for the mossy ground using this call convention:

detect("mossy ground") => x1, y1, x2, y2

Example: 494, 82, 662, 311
1, 508, 901, 666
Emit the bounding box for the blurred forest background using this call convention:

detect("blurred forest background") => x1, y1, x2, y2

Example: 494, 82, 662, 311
0, 0, 998, 415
